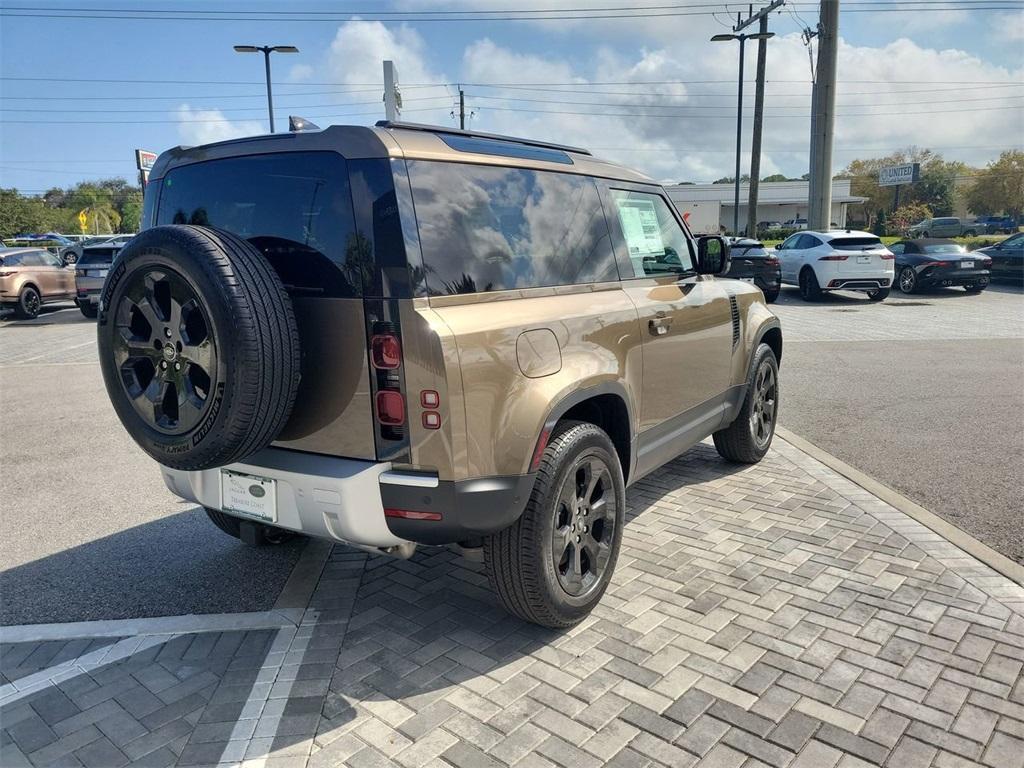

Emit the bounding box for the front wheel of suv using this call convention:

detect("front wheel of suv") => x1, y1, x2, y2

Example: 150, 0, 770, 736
713, 343, 779, 464
483, 421, 625, 628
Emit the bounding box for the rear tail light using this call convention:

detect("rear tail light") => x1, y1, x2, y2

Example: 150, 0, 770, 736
925, 261, 951, 268
75, 269, 86, 277
880, 252, 895, 260
421, 390, 440, 408
764, 256, 779, 266
370, 334, 402, 369
376, 390, 405, 426
818, 254, 849, 261
422, 411, 441, 429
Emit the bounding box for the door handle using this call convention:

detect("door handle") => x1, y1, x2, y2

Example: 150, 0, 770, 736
648, 316, 672, 336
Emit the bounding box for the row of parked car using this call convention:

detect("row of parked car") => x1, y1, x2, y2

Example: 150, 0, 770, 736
0, 235, 131, 318
755, 215, 1019, 238
724, 230, 1023, 302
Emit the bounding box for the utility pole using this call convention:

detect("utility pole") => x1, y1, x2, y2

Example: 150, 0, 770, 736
383, 60, 401, 122
807, 0, 839, 231
459, 87, 466, 129
735, 1, 785, 238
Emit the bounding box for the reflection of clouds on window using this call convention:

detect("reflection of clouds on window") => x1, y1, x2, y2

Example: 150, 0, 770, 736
408, 161, 616, 295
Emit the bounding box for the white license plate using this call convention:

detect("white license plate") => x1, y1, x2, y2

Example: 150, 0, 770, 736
961, 261, 974, 269
857, 255, 871, 264
221, 470, 277, 523
740, 277, 756, 284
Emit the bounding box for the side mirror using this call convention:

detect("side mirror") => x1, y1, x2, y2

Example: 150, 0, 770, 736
774, 244, 781, 251
697, 235, 731, 276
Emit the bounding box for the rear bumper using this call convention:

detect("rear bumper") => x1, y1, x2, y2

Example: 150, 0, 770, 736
824, 277, 891, 290
917, 270, 989, 288
160, 447, 534, 548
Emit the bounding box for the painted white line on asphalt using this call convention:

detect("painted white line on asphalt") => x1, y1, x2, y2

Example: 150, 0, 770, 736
0, 608, 303, 644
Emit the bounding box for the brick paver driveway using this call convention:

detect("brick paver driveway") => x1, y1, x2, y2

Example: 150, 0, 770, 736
2, 437, 1022, 768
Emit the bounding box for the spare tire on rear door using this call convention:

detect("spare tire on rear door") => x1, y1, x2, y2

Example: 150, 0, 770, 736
97, 225, 301, 471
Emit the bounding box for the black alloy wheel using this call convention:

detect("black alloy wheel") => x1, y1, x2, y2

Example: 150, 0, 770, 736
551, 454, 617, 598
112, 267, 215, 434
799, 268, 822, 301
17, 286, 41, 319
898, 266, 918, 294
749, 359, 778, 450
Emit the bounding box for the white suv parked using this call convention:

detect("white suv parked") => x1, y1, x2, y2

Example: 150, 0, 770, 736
775, 230, 894, 301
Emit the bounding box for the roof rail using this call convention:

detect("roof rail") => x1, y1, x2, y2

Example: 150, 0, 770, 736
375, 120, 592, 156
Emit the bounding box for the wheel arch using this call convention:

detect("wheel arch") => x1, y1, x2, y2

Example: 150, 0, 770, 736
537, 382, 635, 484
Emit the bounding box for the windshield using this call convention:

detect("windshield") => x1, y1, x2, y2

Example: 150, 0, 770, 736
923, 244, 966, 254
828, 236, 884, 250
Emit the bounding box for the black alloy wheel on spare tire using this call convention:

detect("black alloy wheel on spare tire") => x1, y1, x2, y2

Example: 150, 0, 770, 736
97, 225, 301, 471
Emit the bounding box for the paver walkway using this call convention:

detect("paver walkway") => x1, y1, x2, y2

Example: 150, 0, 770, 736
3, 437, 1022, 768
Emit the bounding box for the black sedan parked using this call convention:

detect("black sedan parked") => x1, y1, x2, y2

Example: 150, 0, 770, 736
726, 238, 781, 302
975, 232, 1023, 284
889, 239, 991, 294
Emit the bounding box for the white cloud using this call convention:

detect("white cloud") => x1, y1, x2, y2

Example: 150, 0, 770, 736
173, 20, 1023, 181
173, 105, 265, 146
990, 11, 1024, 41
287, 63, 314, 82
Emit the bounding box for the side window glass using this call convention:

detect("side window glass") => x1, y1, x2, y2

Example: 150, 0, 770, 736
609, 189, 694, 277
889, 243, 904, 255
21, 251, 45, 266
407, 161, 617, 294
779, 235, 798, 250
42, 252, 62, 267
5, 253, 23, 266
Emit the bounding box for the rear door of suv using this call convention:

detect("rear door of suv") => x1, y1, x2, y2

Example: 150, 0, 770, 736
602, 183, 733, 477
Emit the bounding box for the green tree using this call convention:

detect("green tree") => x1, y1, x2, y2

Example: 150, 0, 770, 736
890, 203, 932, 236
965, 150, 1024, 218
119, 191, 143, 233
761, 173, 790, 182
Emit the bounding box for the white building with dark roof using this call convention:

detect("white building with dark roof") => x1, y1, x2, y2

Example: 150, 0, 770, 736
665, 179, 867, 234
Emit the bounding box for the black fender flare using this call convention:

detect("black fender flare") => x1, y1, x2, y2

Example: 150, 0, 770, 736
534, 380, 636, 480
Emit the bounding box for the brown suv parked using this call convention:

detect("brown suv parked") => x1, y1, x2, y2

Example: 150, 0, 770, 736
97, 122, 782, 627
0, 247, 75, 318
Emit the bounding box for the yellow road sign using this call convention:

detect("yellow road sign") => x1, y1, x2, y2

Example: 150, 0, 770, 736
78, 209, 88, 233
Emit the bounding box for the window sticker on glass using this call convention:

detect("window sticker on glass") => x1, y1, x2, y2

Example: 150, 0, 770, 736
616, 199, 665, 257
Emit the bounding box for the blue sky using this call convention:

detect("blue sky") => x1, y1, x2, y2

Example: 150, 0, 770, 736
1, 1, 1022, 194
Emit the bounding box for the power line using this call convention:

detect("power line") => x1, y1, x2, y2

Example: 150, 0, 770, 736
1, 2, 1020, 23
463, 92, 1024, 110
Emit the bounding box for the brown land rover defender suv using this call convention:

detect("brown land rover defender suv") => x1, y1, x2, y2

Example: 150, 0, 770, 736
97, 122, 782, 628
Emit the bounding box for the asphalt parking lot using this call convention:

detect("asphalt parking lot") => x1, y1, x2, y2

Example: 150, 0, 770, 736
770, 282, 1024, 564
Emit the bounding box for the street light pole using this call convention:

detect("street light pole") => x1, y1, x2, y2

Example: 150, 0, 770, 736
233, 44, 299, 133
711, 31, 775, 236
733, 36, 745, 237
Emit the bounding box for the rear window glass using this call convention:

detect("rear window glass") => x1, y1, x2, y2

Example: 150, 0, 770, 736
156, 151, 360, 297
78, 248, 118, 265
407, 161, 617, 294
923, 243, 966, 254
828, 236, 883, 250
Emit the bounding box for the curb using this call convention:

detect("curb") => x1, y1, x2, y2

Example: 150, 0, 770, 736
776, 426, 1024, 587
